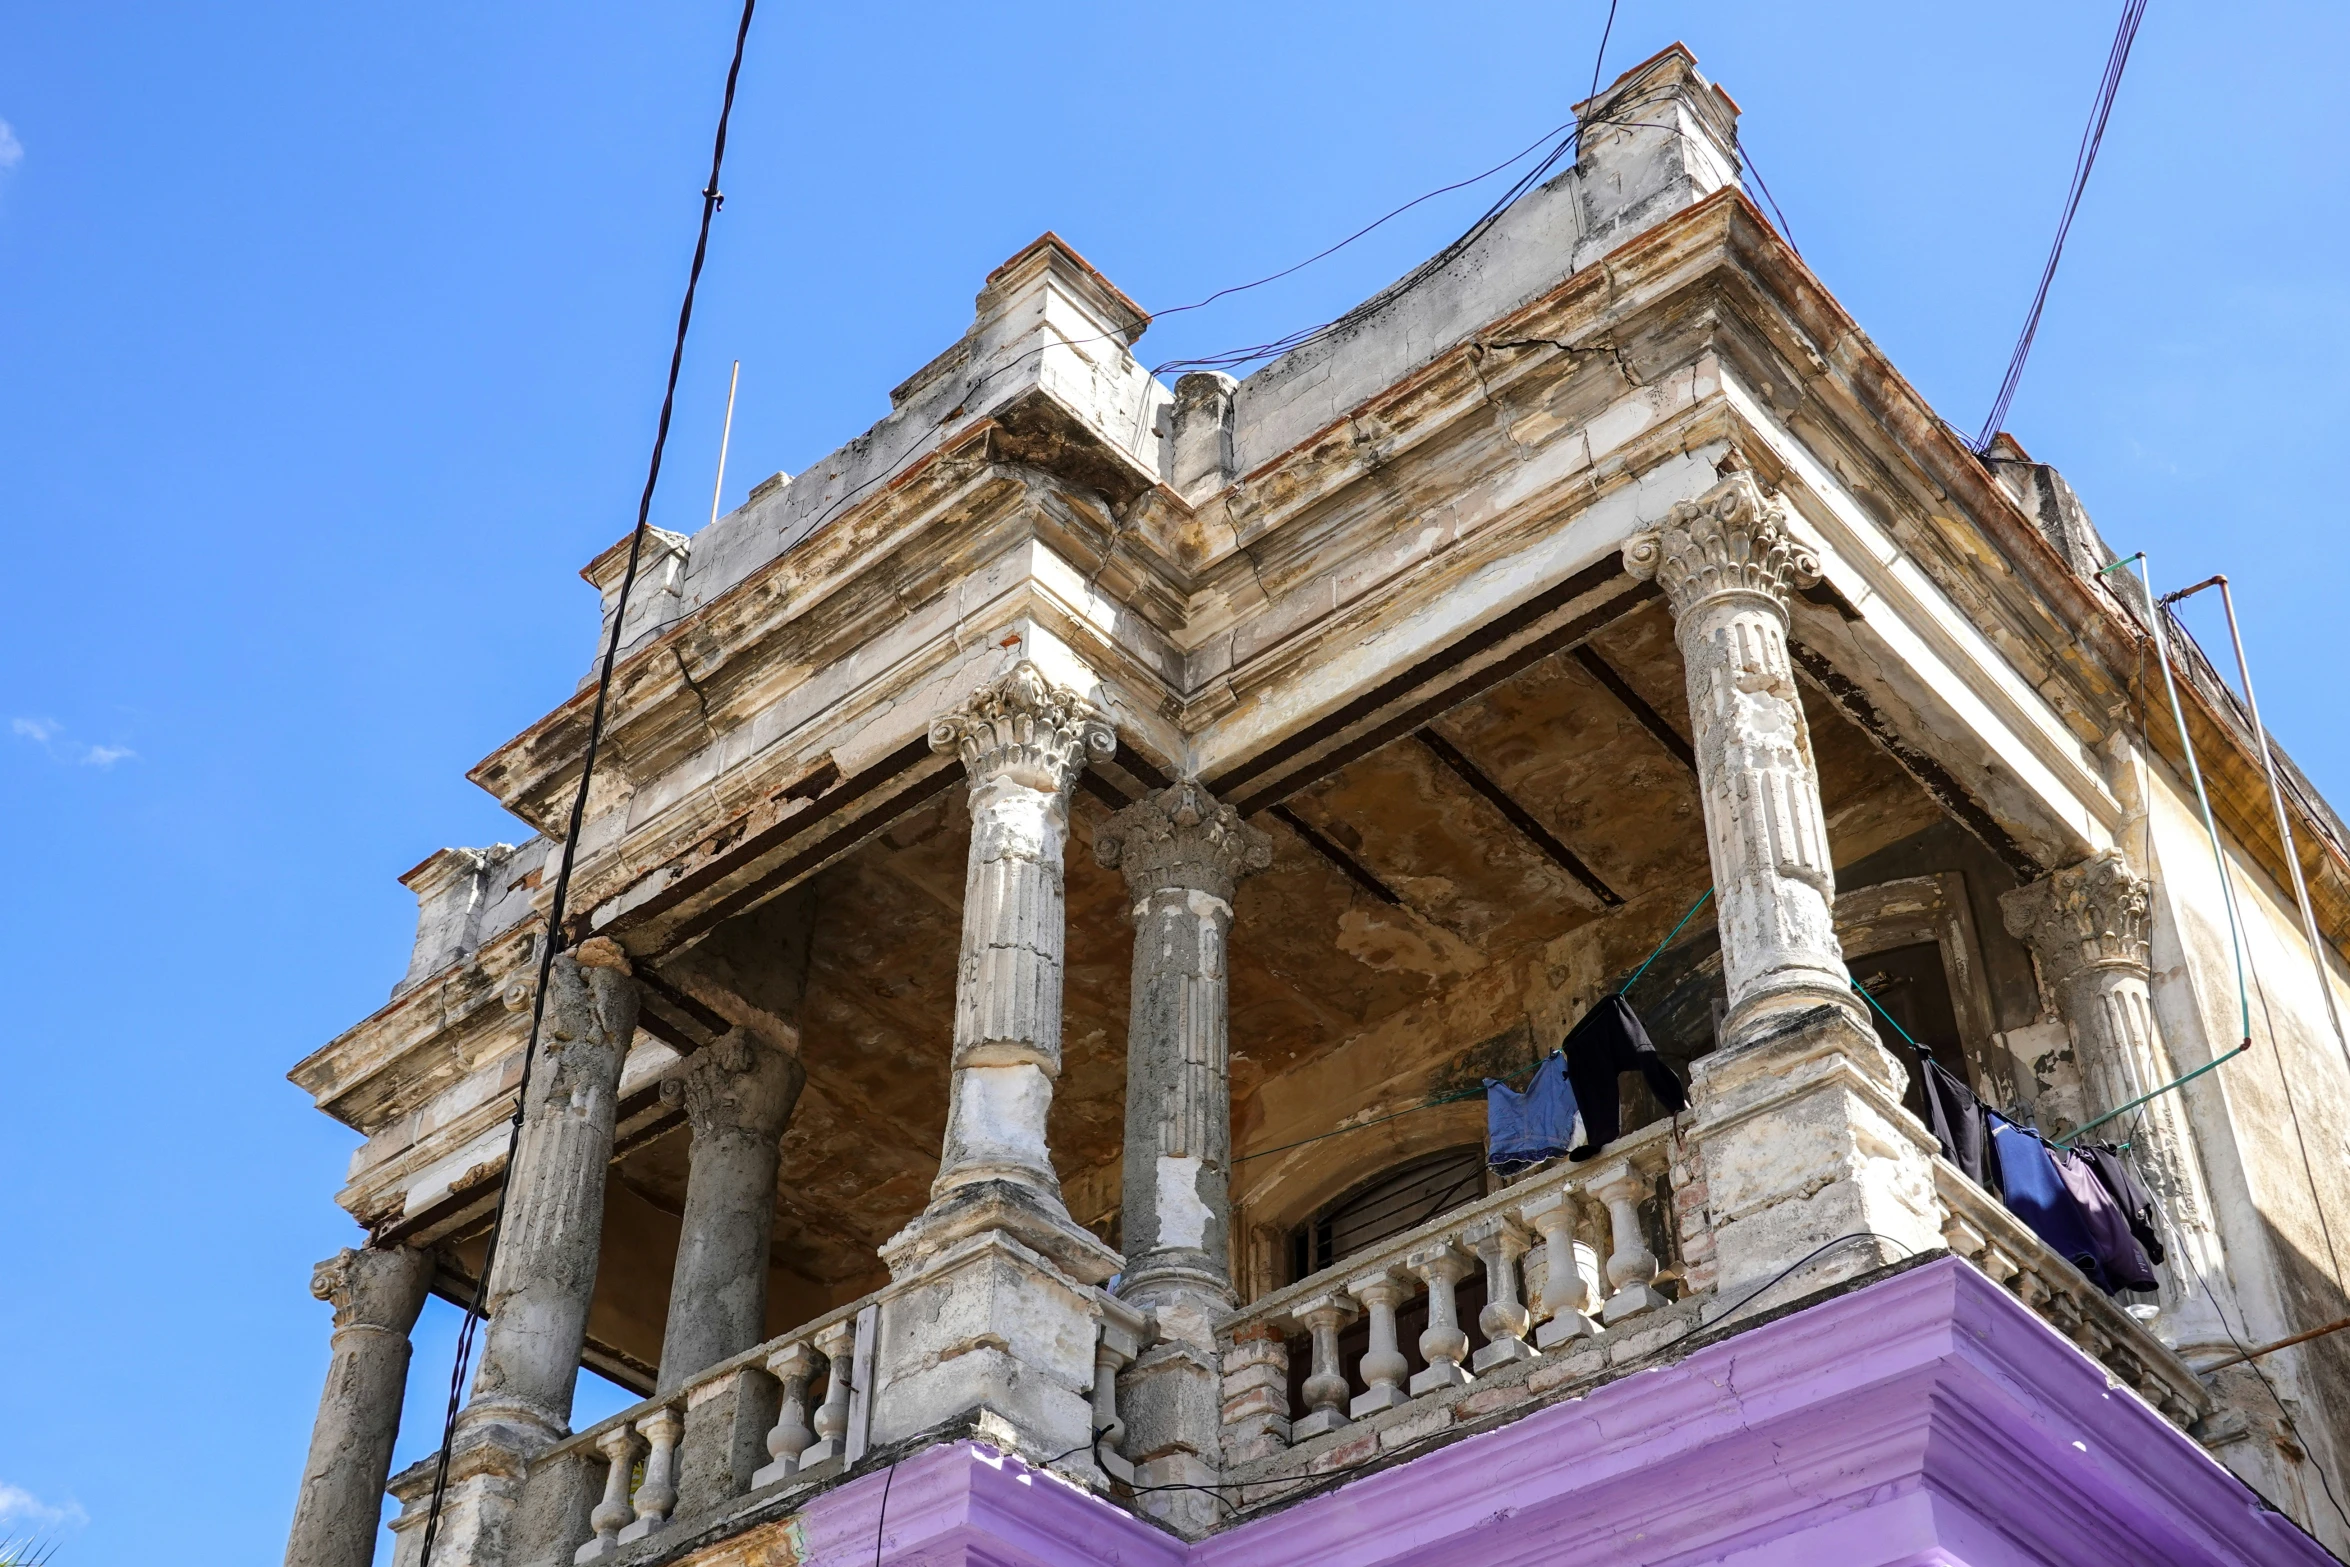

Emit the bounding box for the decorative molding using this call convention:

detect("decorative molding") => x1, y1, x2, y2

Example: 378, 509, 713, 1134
1095, 781, 1273, 902
2000, 850, 2152, 989
1622, 467, 1820, 620
929, 660, 1116, 798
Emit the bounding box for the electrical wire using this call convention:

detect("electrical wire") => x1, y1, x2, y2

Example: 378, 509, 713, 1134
411, 4, 758, 1561
1972, 0, 2148, 450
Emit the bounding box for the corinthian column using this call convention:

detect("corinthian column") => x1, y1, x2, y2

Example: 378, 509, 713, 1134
923, 660, 1116, 1212
2002, 851, 2229, 1346
657, 1030, 804, 1391
871, 661, 1125, 1470
1094, 781, 1269, 1534
1623, 464, 1860, 1044
1642, 464, 1943, 1308
286, 1246, 432, 1567
1095, 781, 1269, 1318
459, 939, 640, 1450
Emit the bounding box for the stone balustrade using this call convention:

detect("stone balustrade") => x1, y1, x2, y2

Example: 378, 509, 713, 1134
1932, 1162, 2210, 1430
1219, 1123, 1679, 1470
409, 1279, 1150, 1567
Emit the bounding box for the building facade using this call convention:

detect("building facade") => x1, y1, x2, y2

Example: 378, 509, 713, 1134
284, 47, 2350, 1567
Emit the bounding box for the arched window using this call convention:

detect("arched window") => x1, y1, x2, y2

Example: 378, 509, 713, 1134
1288, 1144, 1485, 1284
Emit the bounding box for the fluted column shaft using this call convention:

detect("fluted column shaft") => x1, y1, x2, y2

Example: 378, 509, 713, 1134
925, 661, 1114, 1209
285, 1246, 432, 1567
460, 941, 640, 1447
2002, 852, 2228, 1344
1624, 466, 1859, 1043
657, 1031, 804, 1392
1096, 781, 1271, 1328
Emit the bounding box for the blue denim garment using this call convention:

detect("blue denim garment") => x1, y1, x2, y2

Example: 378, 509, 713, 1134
1988, 1112, 2111, 1292
1486, 1052, 1586, 1167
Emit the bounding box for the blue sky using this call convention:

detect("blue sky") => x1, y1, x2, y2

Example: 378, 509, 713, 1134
3, 2, 2345, 1561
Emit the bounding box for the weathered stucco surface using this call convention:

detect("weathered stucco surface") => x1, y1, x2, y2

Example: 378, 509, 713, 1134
284, 42, 2350, 1566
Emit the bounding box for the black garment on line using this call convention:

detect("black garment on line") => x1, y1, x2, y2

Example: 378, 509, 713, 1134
1915, 1052, 1999, 1190
1562, 994, 1690, 1160
2082, 1143, 2167, 1267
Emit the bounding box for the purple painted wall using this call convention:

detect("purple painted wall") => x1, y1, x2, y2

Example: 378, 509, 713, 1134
776, 1259, 2325, 1567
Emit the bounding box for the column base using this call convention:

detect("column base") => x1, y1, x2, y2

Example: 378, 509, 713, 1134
1689, 1004, 1946, 1314
1535, 1311, 1600, 1349
386, 1432, 533, 1567
870, 1189, 1121, 1482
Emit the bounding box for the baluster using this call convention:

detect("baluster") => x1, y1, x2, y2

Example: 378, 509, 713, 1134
1465, 1216, 1535, 1371
1345, 1269, 1411, 1416
616, 1405, 682, 1543
575, 1425, 644, 1563
1090, 1304, 1146, 1484
1591, 1162, 1665, 1323
1292, 1294, 1356, 1439
750, 1341, 819, 1488
800, 1319, 858, 1466
1407, 1242, 1475, 1394
1521, 1188, 1599, 1347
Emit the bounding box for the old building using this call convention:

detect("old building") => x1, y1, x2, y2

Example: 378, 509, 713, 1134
283, 46, 2350, 1567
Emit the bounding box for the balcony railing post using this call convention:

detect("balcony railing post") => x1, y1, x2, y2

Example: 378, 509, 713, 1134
1092, 1293, 1149, 1485
750, 1340, 820, 1487
801, 1319, 858, 1467
1292, 1294, 1357, 1440
576, 1425, 643, 1563
1464, 1216, 1536, 1371
1345, 1269, 1412, 1416
615, 1404, 682, 1544
1406, 1243, 1475, 1394
1590, 1162, 1665, 1323
1519, 1188, 1599, 1347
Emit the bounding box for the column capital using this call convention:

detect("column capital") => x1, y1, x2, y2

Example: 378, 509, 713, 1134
1623, 467, 1820, 621
310, 1245, 432, 1336
660, 1028, 803, 1145
1094, 780, 1271, 902
929, 660, 1115, 798
2001, 849, 2153, 986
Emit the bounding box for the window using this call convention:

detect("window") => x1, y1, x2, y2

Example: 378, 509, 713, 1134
1288, 1145, 1485, 1283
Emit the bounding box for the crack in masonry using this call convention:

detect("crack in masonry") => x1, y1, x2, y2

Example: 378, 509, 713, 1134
671, 645, 715, 730
1465, 346, 1538, 468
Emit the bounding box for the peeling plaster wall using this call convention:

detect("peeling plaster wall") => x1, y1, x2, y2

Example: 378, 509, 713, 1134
2140, 755, 2350, 1509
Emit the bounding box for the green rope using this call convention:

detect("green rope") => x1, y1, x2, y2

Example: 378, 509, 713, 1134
1622, 885, 1714, 996
1849, 978, 1925, 1050
2056, 1043, 2249, 1146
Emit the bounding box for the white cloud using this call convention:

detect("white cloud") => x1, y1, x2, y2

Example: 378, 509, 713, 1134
0, 120, 20, 174
0, 1481, 86, 1529
12, 717, 137, 766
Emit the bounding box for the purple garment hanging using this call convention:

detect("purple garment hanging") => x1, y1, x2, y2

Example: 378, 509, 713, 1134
2054, 1145, 2160, 1293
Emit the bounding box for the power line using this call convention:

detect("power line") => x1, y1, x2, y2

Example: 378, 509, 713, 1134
411, 2, 759, 1561
1972, 0, 2148, 450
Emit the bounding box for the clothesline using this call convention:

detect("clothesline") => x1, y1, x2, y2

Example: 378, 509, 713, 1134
1236, 885, 1717, 1165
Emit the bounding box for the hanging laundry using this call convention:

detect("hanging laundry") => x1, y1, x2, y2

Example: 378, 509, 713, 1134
2081, 1143, 2166, 1266
1987, 1112, 2111, 1292
1915, 1052, 1997, 1189
1485, 1052, 1586, 1168
1562, 994, 1689, 1161
2052, 1145, 2160, 1293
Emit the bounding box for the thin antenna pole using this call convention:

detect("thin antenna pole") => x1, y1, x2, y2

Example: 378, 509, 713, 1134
709, 359, 741, 528
2129, 552, 2253, 1049
2172, 575, 2350, 1069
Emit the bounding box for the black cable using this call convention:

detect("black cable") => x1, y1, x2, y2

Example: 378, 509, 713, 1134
1709, 1232, 1918, 1326
871, 1455, 896, 1567
1585, 0, 1620, 107
1972, 0, 2147, 450
411, 3, 758, 1561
